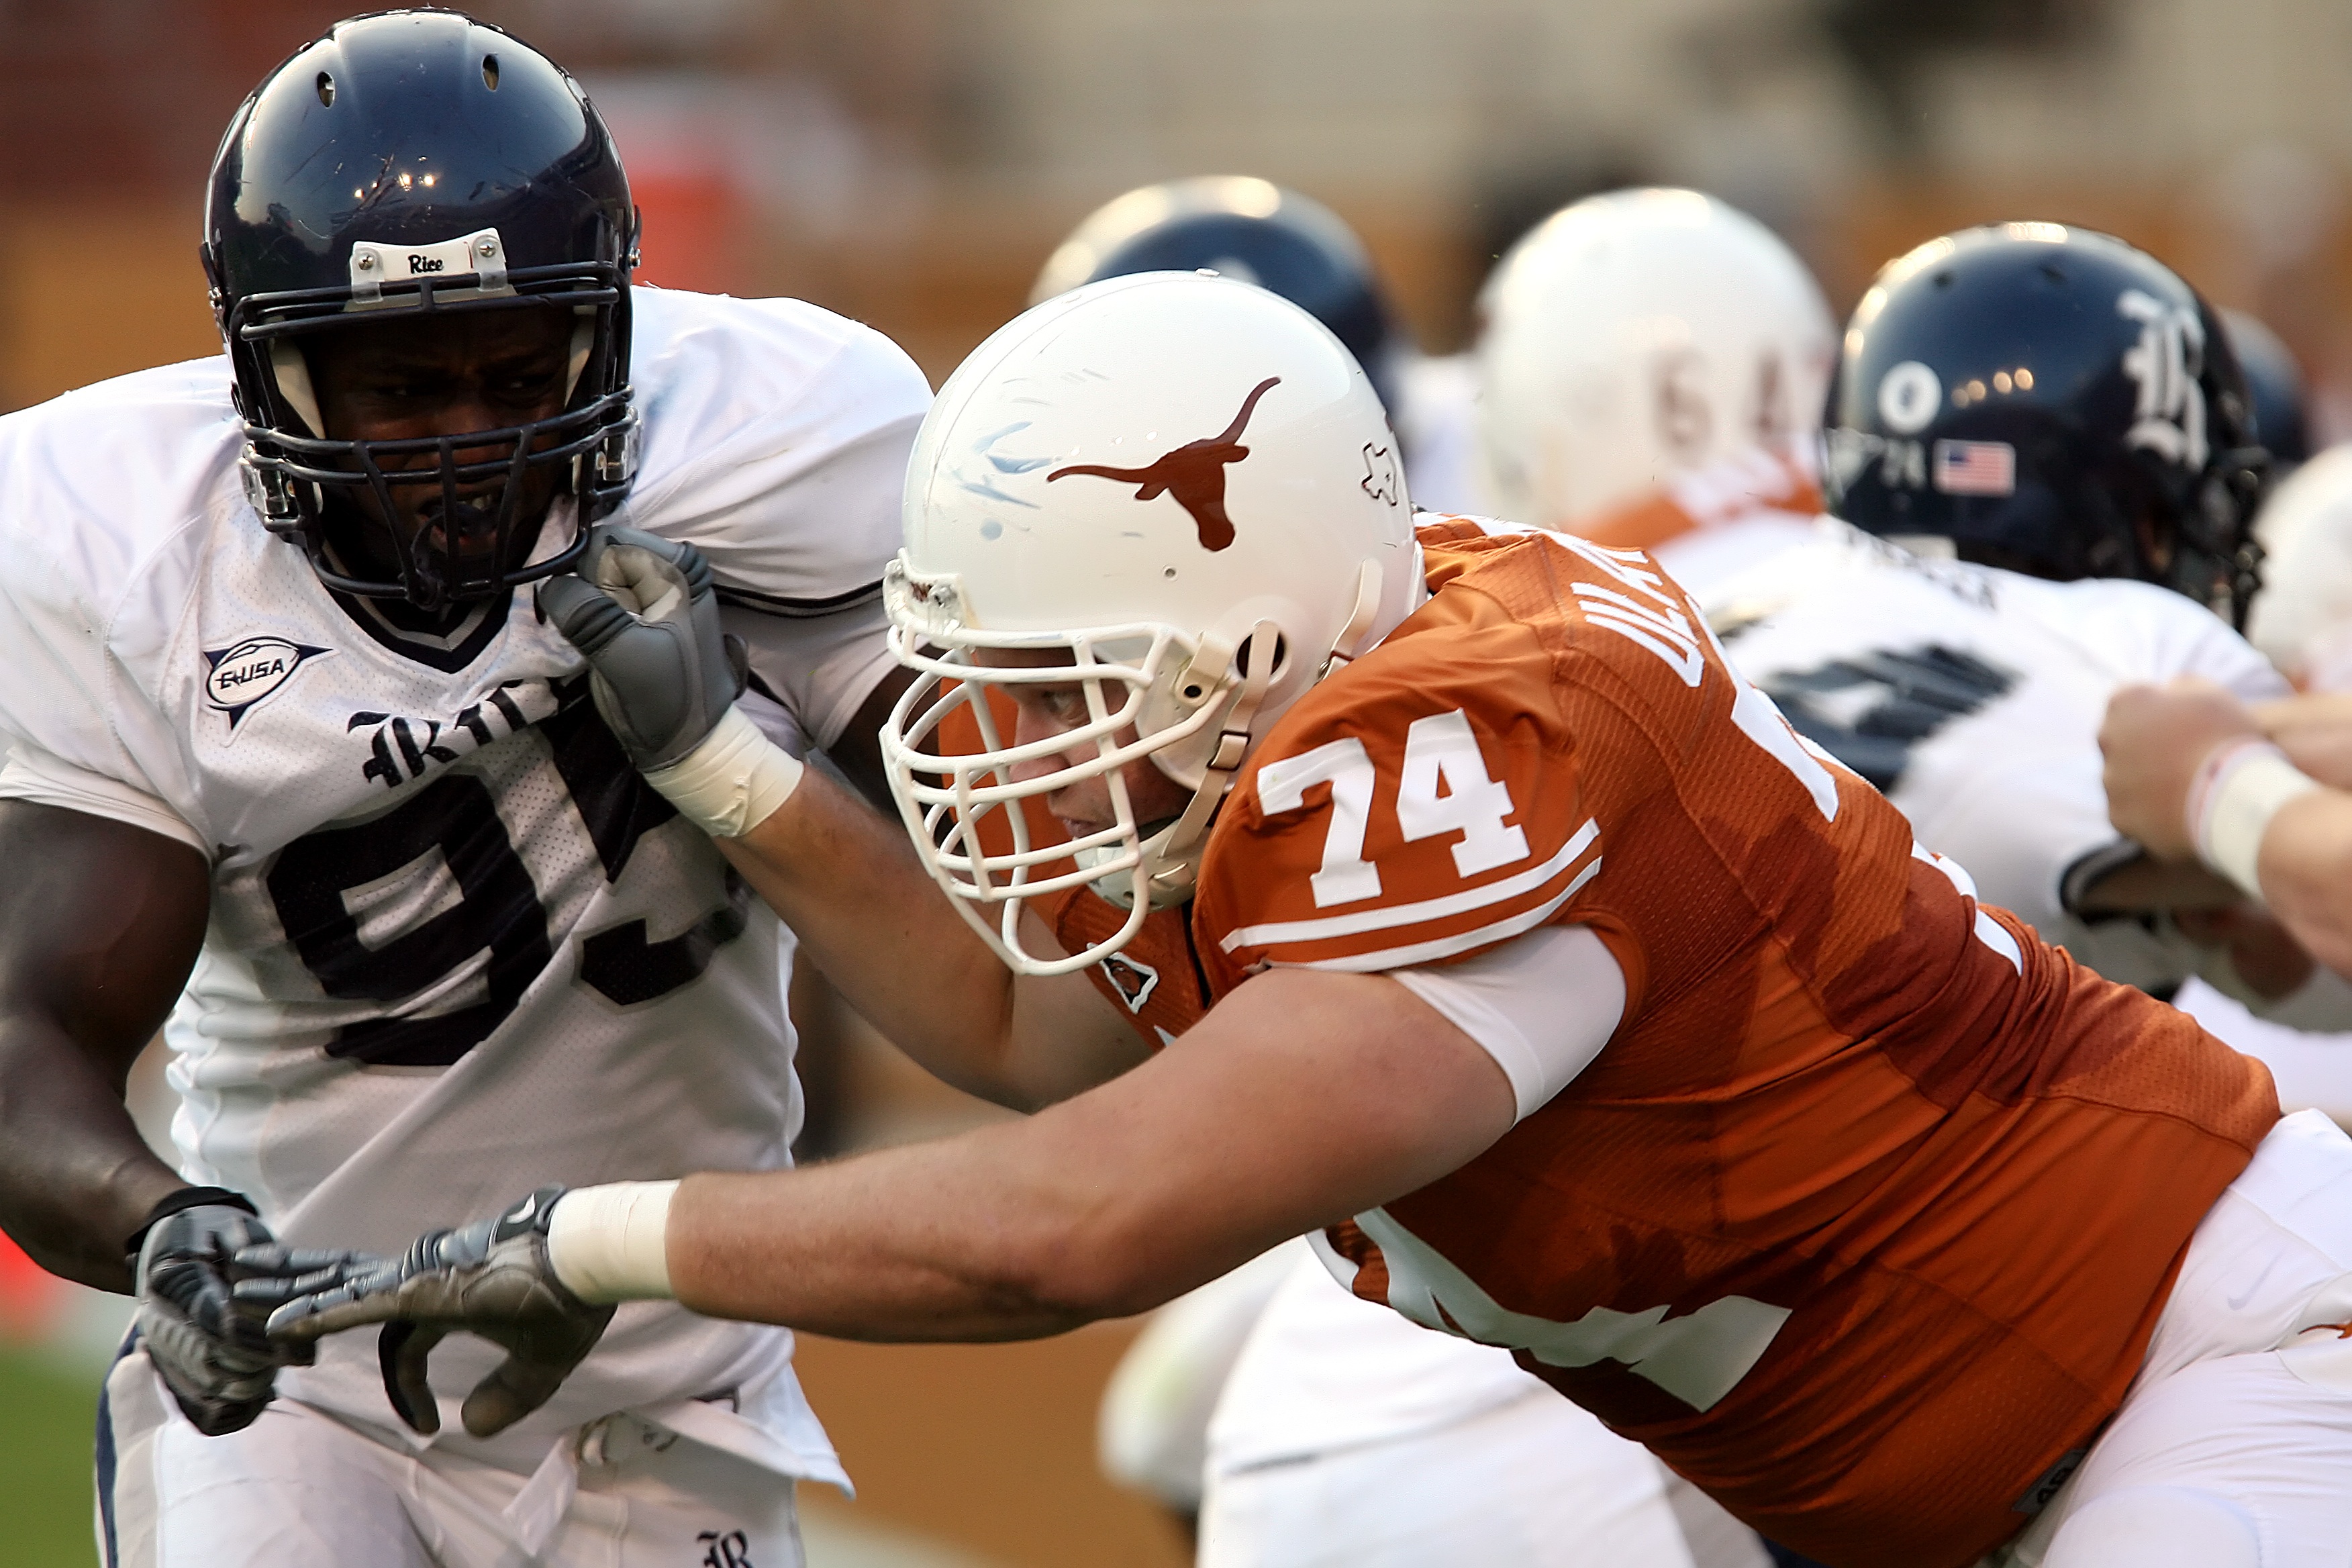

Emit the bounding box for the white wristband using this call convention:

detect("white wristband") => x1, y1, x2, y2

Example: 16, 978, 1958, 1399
2188, 739, 2322, 901
547, 1181, 679, 1304
643, 707, 805, 838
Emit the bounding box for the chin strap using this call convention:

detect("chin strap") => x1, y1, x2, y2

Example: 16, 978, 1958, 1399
1136, 620, 1282, 906
1319, 560, 1387, 677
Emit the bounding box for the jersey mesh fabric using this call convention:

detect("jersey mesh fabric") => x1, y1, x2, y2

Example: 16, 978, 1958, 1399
1188, 518, 2280, 1568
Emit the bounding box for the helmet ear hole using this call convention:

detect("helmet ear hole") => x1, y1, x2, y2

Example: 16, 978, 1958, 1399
1232, 631, 1289, 682
314, 72, 334, 106
482, 54, 499, 90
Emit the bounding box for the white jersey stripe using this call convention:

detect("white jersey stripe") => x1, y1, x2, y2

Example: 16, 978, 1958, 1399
1275, 856, 1603, 973
1219, 818, 1598, 952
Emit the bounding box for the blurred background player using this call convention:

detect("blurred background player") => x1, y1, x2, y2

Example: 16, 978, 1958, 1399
1475, 187, 1836, 595
1697, 225, 2352, 1043
2245, 442, 2352, 693
1032, 175, 1406, 420
2222, 309, 2315, 483
1028, 173, 1494, 513
0, 13, 931, 1565
2103, 435, 2352, 1094
1048, 177, 1783, 1567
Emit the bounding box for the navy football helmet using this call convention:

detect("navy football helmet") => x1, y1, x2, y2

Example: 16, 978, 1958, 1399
2222, 309, 2311, 475
1031, 177, 1406, 416
1825, 224, 2266, 625
203, 10, 638, 610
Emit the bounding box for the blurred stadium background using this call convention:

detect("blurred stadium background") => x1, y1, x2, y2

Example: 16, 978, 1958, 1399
5, 0, 2352, 1561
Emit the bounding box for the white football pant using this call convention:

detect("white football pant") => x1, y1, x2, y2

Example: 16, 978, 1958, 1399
97, 1348, 801, 1568
1197, 1384, 1765, 1568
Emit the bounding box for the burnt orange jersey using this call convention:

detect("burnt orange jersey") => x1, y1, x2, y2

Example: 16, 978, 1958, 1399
1188, 519, 2277, 1567
1045, 893, 1210, 1046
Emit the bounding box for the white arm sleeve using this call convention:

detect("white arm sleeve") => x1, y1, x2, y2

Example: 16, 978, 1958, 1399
1389, 922, 1625, 1123
0, 743, 207, 857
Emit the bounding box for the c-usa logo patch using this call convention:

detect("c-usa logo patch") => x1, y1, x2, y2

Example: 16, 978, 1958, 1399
203, 636, 332, 734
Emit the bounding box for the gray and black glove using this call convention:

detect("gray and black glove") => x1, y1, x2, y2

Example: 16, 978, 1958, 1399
238, 1186, 614, 1439
536, 527, 746, 773
131, 1189, 313, 1438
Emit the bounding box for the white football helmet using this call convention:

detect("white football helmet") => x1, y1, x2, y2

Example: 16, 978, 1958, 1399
2249, 442, 2352, 690
882, 273, 1420, 975
1477, 187, 1835, 530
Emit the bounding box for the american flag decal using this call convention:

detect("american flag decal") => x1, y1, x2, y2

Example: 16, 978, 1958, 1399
1932, 438, 2017, 497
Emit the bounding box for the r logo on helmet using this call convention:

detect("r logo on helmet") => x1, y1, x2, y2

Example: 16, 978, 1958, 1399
2118, 289, 2210, 468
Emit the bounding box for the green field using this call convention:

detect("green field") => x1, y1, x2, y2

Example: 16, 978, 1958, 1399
0, 1346, 101, 1568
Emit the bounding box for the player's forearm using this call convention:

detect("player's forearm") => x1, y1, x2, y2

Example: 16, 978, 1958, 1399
714, 767, 1035, 1104
666, 1128, 1130, 1340
0, 1016, 185, 1291
663, 1073, 1291, 1340
2255, 788, 2352, 981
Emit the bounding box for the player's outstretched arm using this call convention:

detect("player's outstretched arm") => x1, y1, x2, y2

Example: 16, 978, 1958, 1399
255, 967, 1516, 1417
539, 529, 1144, 1110
2104, 679, 2352, 978
661, 969, 1514, 1338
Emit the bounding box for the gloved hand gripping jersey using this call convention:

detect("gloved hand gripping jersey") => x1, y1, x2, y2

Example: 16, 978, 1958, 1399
535, 526, 746, 771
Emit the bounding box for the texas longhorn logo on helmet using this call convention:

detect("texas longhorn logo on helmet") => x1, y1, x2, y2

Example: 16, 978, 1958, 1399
1047, 376, 1281, 551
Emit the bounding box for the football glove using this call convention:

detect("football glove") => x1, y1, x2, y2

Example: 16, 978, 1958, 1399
536, 527, 746, 773
132, 1194, 313, 1438
239, 1186, 614, 1439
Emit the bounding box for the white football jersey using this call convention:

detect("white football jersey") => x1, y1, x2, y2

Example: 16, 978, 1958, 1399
1704, 520, 2290, 991
0, 286, 930, 1473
